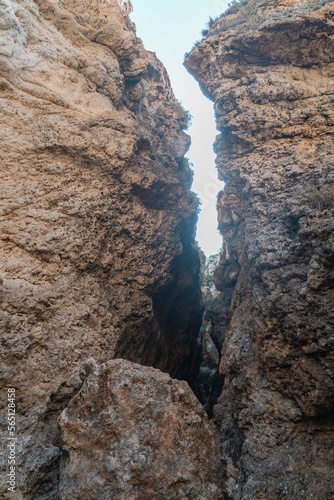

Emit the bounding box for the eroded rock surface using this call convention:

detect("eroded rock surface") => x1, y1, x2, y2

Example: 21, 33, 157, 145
0, 1, 202, 497
185, 1, 334, 498
59, 359, 226, 500
194, 253, 224, 418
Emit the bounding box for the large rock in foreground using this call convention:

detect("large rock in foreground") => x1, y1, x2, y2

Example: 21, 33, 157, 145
59, 359, 226, 500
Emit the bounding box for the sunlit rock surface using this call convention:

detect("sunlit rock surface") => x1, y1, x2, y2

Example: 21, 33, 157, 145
0, 1, 203, 496
185, 1, 334, 498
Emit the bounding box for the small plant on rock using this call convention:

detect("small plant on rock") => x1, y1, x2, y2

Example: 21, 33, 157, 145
171, 98, 193, 126
198, 368, 211, 380
220, 0, 247, 17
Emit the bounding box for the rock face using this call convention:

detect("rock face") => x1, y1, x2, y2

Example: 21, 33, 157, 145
185, 1, 334, 498
0, 1, 203, 497
195, 253, 224, 418
59, 359, 226, 500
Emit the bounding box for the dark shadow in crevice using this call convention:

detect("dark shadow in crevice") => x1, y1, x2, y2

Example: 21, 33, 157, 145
114, 213, 203, 384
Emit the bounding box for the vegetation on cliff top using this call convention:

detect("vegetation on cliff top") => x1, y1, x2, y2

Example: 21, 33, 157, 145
184, 0, 248, 58
184, 0, 333, 60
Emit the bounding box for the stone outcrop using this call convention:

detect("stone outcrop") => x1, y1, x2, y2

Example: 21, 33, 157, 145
0, 1, 203, 497
185, 1, 334, 498
59, 359, 226, 500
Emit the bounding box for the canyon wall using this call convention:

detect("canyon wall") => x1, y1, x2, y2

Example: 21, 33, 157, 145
2, 0, 334, 498
185, 0, 334, 498
0, 1, 207, 497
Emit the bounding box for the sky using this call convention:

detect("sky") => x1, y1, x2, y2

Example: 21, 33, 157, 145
130, 0, 229, 256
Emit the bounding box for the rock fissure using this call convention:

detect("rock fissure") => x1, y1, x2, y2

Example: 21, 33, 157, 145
1, 0, 334, 498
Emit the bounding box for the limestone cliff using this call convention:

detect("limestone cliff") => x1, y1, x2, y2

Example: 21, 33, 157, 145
185, 1, 334, 498
0, 1, 204, 497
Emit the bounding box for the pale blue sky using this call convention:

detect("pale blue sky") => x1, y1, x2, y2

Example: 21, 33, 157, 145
131, 0, 229, 256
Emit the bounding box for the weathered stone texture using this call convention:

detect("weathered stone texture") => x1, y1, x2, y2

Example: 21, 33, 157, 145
59, 359, 226, 500
185, 1, 334, 498
0, 1, 202, 497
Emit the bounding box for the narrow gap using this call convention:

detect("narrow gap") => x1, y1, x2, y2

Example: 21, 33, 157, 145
130, 1, 227, 416
193, 254, 224, 418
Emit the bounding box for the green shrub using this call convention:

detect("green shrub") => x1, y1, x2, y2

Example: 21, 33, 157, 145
170, 98, 193, 126
201, 17, 215, 37
184, 39, 202, 59
220, 0, 247, 17
198, 368, 211, 380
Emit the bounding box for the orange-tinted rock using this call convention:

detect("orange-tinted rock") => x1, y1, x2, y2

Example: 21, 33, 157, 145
59, 359, 226, 500
185, 1, 334, 498
0, 1, 202, 497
